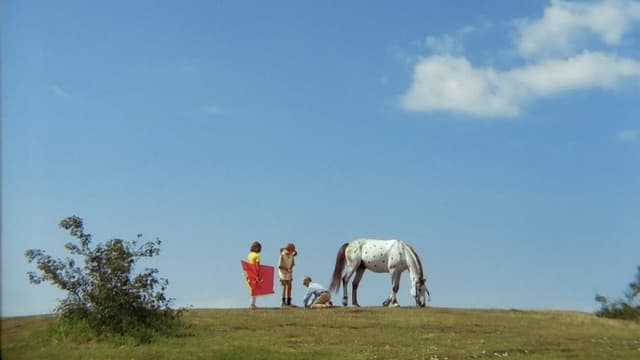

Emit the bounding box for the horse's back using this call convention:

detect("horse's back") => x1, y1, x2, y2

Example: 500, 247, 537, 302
348, 239, 405, 273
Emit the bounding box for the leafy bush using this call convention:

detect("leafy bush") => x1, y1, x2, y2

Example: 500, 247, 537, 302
25, 216, 185, 342
595, 266, 640, 321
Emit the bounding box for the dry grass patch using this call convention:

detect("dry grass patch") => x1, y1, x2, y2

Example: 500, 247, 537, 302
2, 307, 640, 359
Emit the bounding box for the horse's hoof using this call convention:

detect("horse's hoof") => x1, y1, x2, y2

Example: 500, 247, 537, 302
353, 303, 360, 307
390, 303, 400, 308
382, 299, 391, 307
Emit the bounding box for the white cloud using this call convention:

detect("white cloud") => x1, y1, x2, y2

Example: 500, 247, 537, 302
50, 84, 70, 98
400, 52, 640, 118
400, 0, 640, 119
517, 0, 640, 59
508, 51, 640, 96
401, 55, 519, 118
616, 129, 639, 141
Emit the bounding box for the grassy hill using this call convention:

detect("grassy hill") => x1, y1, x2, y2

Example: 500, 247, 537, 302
2, 307, 639, 359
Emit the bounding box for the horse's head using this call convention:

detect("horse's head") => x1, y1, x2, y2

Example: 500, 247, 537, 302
412, 278, 430, 307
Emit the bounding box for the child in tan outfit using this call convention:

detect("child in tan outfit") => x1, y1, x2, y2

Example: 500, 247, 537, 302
278, 243, 297, 307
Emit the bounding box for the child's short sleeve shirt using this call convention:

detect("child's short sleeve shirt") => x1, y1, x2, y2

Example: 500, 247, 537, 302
248, 251, 261, 264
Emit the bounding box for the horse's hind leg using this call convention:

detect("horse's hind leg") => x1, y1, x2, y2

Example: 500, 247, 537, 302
351, 266, 366, 307
341, 266, 357, 307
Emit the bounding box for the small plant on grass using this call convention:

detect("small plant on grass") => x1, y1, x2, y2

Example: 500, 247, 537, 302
25, 215, 185, 343
595, 265, 640, 321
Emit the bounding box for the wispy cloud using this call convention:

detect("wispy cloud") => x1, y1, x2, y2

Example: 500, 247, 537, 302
423, 24, 488, 56
516, 0, 640, 59
400, 0, 640, 119
616, 129, 639, 142
202, 105, 223, 114
401, 55, 519, 118
49, 84, 70, 98
401, 52, 640, 118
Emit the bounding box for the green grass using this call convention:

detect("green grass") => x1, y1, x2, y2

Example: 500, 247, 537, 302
2, 307, 640, 359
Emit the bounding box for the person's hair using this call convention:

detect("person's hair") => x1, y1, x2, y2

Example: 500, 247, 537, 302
284, 243, 297, 256
303, 276, 312, 285
250, 241, 262, 253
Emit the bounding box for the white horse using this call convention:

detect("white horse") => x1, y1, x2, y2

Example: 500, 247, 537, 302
330, 239, 430, 307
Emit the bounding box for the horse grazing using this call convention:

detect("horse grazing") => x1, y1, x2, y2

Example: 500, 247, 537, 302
330, 239, 430, 307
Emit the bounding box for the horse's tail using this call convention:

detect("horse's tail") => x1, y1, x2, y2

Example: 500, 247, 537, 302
330, 243, 349, 293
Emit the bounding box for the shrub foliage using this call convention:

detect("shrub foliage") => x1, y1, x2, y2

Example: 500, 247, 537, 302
25, 216, 183, 341
595, 266, 640, 321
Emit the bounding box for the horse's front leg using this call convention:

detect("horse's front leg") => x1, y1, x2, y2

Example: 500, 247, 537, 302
385, 270, 401, 307
341, 275, 349, 306
351, 267, 365, 307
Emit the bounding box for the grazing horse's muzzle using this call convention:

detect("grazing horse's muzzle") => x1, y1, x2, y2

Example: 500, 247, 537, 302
414, 279, 428, 307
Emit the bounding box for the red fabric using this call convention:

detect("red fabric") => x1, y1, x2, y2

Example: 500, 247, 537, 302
241, 260, 275, 296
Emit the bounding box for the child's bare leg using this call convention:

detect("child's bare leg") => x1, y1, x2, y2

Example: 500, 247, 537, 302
280, 280, 287, 306
286, 280, 292, 298
281, 281, 287, 298
285, 280, 294, 306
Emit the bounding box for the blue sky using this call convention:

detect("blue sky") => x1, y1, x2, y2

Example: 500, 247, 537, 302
2, 0, 639, 316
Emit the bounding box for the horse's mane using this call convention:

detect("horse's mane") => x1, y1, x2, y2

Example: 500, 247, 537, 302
402, 241, 424, 281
